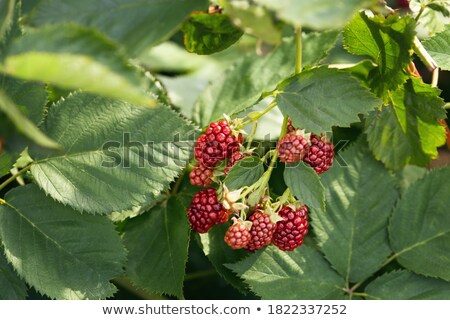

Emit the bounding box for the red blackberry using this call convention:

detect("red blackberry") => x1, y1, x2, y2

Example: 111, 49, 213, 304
189, 165, 213, 187
224, 218, 251, 249
224, 152, 247, 174
194, 120, 242, 167
272, 204, 309, 251
303, 134, 334, 174
245, 210, 277, 251
277, 130, 310, 163
187, 188, 231, 233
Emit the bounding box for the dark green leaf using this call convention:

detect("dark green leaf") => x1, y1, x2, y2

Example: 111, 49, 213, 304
426, 3, 450, 17
227, 245, 345, 299
198, 223, 249, 292
0, 151, 13, 178
365, 78, 446, 170
30, 92, 195, 214
0, 90, 59, 149
284, 162, 325, 210
193, 31, 338, 126
224, 156, 264, 190
343, 12, 415, 98
276, 67, 380, 133
0, 184, 126, 299
365, 270, 450, 299
389, 167, 450, 281
0, 252, 27, 299
2, 24, 155, 107
254, 0, 376, 30
1, 75, 48, 125
182, 13, 243, 55
423, 25, 450, 71
312, 141, 398, 283
28, 0, 208, 56
124, 198, 189, 298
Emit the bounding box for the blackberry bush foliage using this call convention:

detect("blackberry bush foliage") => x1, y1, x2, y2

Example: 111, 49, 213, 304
0, 0, 449, 300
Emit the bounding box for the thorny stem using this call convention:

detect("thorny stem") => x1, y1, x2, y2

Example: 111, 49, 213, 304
295, 27, 302, 74
415, 4, 426, 22
0, 163, 33, 192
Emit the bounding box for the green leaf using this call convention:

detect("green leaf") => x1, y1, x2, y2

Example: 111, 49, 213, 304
2, 24, 156, 107
0, 0, 15, 42
198, 223, 249, 292
276, 67, 380, 133
0, 90, 60, 149
365, 78, 446, 170
389, 167, 450, 281
220, 0, 281, 45
312, 141, 398, 283
0, 151, 13, 178
124, 198, 189, 298
30, 92, 195, 214
343, 12, 415, 98
182, 13, 243, 55
0, 184, 126, 299
227, 245, 345, 299
427, 3, 450, 17
1, 75, 48, 125
28, 0, 208, 56
193, 32, 338, 126
411, 0, 449, 37
254, 0, 376, 30
0, 252, 27, 299
284, 162, 325, 210
223, 156, 264, 190
423, 25, 450, 71
365, 270, 450, 299
395, 165, 427, 194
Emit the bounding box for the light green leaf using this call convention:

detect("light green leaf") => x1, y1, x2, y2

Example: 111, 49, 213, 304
276, 67, 380, 133
124, 198, 189, 298
343, 12, 415, 98
0, 184, 126, 299
198, 223, 249, 292
254, 0, 375, 30
2, 24, 156, 107
0, 252, 27, 300
365, 270, 450, 299
312, 141, 398, 283
284, 162, 325, 210
28, 0, 208, 56
0, 151, 13, 178
423, 25, 450, 70
389, 167, 450, 281
181, 13, 243, 55
365, 78, 446, 170
193, 32, 338, 126
30, 92, 195, 214
0, 90, 59, 149
227, 245, 345, 299
411, 0, 449, 37
220, 0, 281, 45
224, 156, 264, 190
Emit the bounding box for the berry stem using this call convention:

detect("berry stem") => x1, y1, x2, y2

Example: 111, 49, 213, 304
170, 167, 186, 195
245, 121, 258, 151
413, 36, 438, 73
0, 163, 33, 192
295, 26, 302, 74
237, 100, 278, 129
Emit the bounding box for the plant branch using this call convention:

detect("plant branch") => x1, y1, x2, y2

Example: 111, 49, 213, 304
0, 163, 33, 192
295, 27, 302, 74
238, 100, 278, 129
413, 36, 438, 72
245, 121, 258, 151
113, 277, 167, 300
